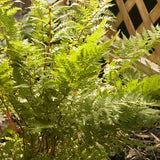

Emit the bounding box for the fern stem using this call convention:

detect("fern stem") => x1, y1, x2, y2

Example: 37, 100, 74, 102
46, 137, 49, 153
98, 56, 121, 76
56, 93, 67, 108
2, 92, 27, 141
6, 110, 18, 133
70, 87, 79, 105
0, 90, 18, 133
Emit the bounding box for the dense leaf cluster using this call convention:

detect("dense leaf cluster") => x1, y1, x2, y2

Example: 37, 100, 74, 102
0, 0, 160, 159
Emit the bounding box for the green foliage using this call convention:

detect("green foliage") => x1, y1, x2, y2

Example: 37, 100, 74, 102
0, 127, 23, 159
0, 0, 160, 159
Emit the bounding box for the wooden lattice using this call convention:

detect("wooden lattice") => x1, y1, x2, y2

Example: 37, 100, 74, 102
111, 0, 160, 62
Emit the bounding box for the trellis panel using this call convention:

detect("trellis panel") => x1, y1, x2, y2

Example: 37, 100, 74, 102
113, 0, 160, 63
116, 0, 136, 35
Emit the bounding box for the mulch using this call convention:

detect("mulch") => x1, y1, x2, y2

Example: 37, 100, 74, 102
110, 126, 160, 160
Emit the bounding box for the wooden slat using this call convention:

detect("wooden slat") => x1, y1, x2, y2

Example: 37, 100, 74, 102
150, 4, 160, 24
135, 0, 152, 29
125, 0, 135, 12
154, 46, 160, 59
136, 23, 145, 34
115, 0, 135, 28
115, 12, 123, 27
157, 0, 160, 4
116, 0, 136, 35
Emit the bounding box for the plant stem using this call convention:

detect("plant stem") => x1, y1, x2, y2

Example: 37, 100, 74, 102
98, 56, 121, 75
0, 90, 17, 133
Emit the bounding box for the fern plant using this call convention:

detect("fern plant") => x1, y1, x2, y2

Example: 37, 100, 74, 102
0, 0, 160, 159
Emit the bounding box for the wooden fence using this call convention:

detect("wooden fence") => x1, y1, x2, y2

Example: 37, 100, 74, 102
110, 0, 160, 63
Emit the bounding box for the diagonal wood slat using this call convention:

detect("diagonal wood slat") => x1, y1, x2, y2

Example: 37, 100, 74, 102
116, 0, 136, 35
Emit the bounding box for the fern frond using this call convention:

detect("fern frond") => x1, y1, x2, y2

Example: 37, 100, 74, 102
125, 75, 160, 98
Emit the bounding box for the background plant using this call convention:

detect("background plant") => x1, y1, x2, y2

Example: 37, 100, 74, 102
0, 0, 160, 159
